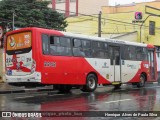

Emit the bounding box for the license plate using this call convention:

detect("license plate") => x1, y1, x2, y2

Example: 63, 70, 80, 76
112, 82, 121, 85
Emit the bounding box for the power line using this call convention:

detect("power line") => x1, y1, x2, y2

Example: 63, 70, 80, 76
0, 1, 149, 27
0, 0, 142, 27
1, 0, 160, 31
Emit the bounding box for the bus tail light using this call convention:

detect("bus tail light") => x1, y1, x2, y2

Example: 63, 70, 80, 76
31, 59, 36, 74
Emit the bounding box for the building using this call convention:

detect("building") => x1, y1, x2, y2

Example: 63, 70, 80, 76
47, 0, 109, 17
66, 1, 160, 46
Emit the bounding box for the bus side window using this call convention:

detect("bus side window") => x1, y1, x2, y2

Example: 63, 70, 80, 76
92, 41, 108, 59
49, 36, 72, 56
50, 36, 60, 45
49, 36, 60, 55
128, 46, 136, 60
82, 40, 92, 57
73, 39, 84, 56
42, 34, 49, 55
136, 47, 147, 61
142, 48, 147, 61
59, 37, 72, 56
104, 43, 109, 59
122, 45, 136, 60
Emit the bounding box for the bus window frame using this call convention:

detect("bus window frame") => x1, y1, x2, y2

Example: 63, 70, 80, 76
92, 40, 109, 59
72, 38, 84, 57
42, 34, 73, 56
42, 34, 50, 55
122, 45, 137, 61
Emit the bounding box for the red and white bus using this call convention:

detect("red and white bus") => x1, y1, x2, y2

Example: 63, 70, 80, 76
5, 27, 157, 92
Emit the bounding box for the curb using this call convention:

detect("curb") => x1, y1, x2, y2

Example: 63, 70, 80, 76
0, 88, 54, 94
0, 90, 25, 94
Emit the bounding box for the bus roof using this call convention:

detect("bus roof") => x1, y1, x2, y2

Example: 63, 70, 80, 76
62, 31, 153, 48
6, 27, 154, 48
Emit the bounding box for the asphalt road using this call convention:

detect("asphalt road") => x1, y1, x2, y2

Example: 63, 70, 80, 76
0, 83, 160, 120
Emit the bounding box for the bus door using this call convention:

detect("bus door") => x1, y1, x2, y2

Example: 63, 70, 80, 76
148, 50, 156, 80
109, 46, 121, 83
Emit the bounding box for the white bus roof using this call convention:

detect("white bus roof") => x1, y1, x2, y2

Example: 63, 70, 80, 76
62, 31, 147, 47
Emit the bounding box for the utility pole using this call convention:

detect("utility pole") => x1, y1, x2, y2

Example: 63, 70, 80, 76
98, 11, 102, 37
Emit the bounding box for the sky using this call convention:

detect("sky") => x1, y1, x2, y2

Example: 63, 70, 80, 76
109, 0, 155, 6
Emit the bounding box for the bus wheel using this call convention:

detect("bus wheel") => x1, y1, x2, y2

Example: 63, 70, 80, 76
137, 74, 146, 88
81, 74, 97, 92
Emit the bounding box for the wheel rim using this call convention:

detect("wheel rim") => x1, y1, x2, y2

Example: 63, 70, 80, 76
88, 77, 95, 89
140, 76, 145, 86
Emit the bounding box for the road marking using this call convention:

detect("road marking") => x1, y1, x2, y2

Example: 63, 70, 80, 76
15, 96, 33, 99
144, 85, 160, 89
105, 99, 132, 104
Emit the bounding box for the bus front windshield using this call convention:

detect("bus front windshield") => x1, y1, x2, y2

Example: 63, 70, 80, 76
6, 32, 32, 55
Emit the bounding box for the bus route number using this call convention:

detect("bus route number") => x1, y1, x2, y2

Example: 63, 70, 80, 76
44, 61, 56, 67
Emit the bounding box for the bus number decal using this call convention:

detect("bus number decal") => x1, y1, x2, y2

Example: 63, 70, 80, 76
26, 58, 31, 62
6, 58, 16, 63
44, 62, 56, 67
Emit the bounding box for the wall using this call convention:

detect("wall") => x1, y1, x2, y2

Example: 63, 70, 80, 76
78, 0, 108, 15
112, 32, 138, 42
102, 1, 160, 14
48, 0, 109, 16
67, 12, 137, 34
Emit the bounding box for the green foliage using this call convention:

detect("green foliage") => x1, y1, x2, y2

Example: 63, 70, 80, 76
0, 0, 68, 31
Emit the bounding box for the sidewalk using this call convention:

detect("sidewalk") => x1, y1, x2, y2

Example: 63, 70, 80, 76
0, 82, 53, 94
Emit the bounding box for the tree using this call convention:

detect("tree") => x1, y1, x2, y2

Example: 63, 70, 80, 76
0, 0, 68, 31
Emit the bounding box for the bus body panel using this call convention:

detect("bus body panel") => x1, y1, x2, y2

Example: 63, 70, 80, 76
121, 60, 141, 83
40, 56, 111, 85
127, 61, 149, 83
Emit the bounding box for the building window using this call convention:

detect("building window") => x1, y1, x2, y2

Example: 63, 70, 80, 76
70, 0, 76, 2
56, 0, 65, 3
149, 21, 155, 35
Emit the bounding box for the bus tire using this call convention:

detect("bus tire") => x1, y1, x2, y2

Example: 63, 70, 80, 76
137, 74, 146, 88
81, 74, 97, 92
